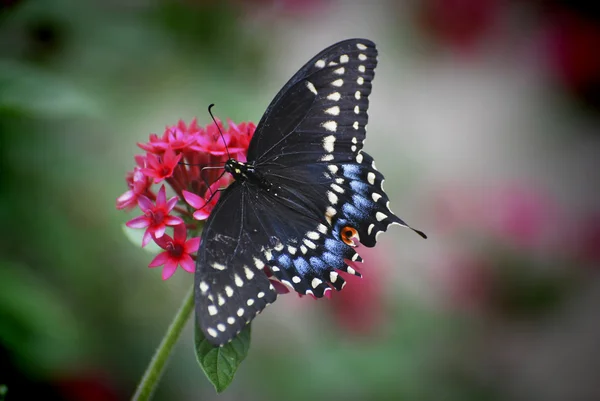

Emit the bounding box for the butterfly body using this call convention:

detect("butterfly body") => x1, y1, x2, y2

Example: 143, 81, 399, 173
195, 39, 425, 346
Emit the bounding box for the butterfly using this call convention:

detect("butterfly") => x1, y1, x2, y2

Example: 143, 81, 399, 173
195, 39, 426, 346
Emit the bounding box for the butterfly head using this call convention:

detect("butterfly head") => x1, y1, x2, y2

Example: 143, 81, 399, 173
225, 159, 272, 191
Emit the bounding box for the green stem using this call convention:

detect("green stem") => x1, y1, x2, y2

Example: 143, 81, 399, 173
132, 285, 195, 401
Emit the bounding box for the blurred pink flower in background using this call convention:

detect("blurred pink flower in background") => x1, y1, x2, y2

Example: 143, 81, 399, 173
434, 183, 566, 252
327, 246, 387, 338
54, 369, 121, 401
538, 4, 600, 110
417, 0, 503, 53
431, 182, 594, 316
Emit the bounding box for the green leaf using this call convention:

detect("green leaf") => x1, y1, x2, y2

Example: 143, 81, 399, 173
0, 385, 7, 401
194, 319, 251, 393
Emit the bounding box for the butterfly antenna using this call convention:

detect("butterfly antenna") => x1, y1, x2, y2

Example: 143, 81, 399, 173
208, 104, 232, 160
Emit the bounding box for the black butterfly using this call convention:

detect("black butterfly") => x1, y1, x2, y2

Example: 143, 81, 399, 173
195, 39, 426, 346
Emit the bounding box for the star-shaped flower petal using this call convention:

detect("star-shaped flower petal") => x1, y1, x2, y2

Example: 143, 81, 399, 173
126, 185, 184, 246
149, 224, 201, 280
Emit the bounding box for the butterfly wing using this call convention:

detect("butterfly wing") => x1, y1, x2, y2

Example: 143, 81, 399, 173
194, 182, 279, 346
248, 38, 376, 164
195, 39, 425, 346
244, 39, 424, 294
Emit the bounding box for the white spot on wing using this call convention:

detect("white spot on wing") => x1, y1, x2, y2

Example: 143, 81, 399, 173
217, 324, 226, 332
331, 183, 344, 193
306, 81, 318, 95
208, 305, 218, 316
368, 223, 375, 235
331, 79, 343, 87
288, 246, 297, 255
207, 328, 218, 337
321, 154, 334, 162
257, 292, 265, 298
244, 266, 255, 280
311, 278, 322, 288
325, 106, 340, 116
322, 134, 336, 152
357, 77, 364, 85
376, 212, 387, 221
199, 281, 209, 293
227, 317, 235, 324
358, 53, 367, 61
355, 91, 361, 100
340, 54, 349, 63
254, 257, 265, 270
354, 105, 360, 114
212, 263, 226, 271
330, 271, 338, 283
307, 231, 320, 240
315, 59, 326, 68
325, 206, 337, 224
328, 165, 338, 174
367, 172, 376, 185
353, 121, 359, 130
234, 274, 244, 287
327, 92, 341, 101
247, 298, 255, 306
317, 224, 328, 234
237, 308, 244, 317
358, 65, 366, 73
225, 286, 234, 297
356, 43, 367, 50
372, 193, 382, 202
333, 67, 345, 75
292, 276, 301, 283
322, 121, 337, 132
356, 153, 363, 163
327, 191, 338, 205
303, 239, 317, 249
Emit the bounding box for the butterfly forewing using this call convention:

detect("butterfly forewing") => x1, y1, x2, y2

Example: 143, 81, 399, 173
194, 183, 277, 346
248, 39, 377, 163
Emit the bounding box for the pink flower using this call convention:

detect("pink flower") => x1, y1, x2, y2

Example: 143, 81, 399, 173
116, 161, 153, 210
191, 119, 246, 157
126, 185, 184, 247
539, 7, 600, 110
149, 224, 200, 280
183, 177, 232, 221
138, 119, 203, 154
117, 117, 257, 280
141, 148, 182, 184
417, 0, 502, 53
433, 182, 565, 251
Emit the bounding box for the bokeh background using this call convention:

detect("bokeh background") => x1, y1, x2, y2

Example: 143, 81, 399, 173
2, 0, 600, 400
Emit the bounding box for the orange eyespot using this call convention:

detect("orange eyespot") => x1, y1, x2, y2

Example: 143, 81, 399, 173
340, 226, 358, 246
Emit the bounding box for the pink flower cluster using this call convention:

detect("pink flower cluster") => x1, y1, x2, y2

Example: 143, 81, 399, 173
116, 118, 256, 280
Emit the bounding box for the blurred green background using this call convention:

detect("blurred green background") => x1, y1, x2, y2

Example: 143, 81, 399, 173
1, 0, 600, 400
